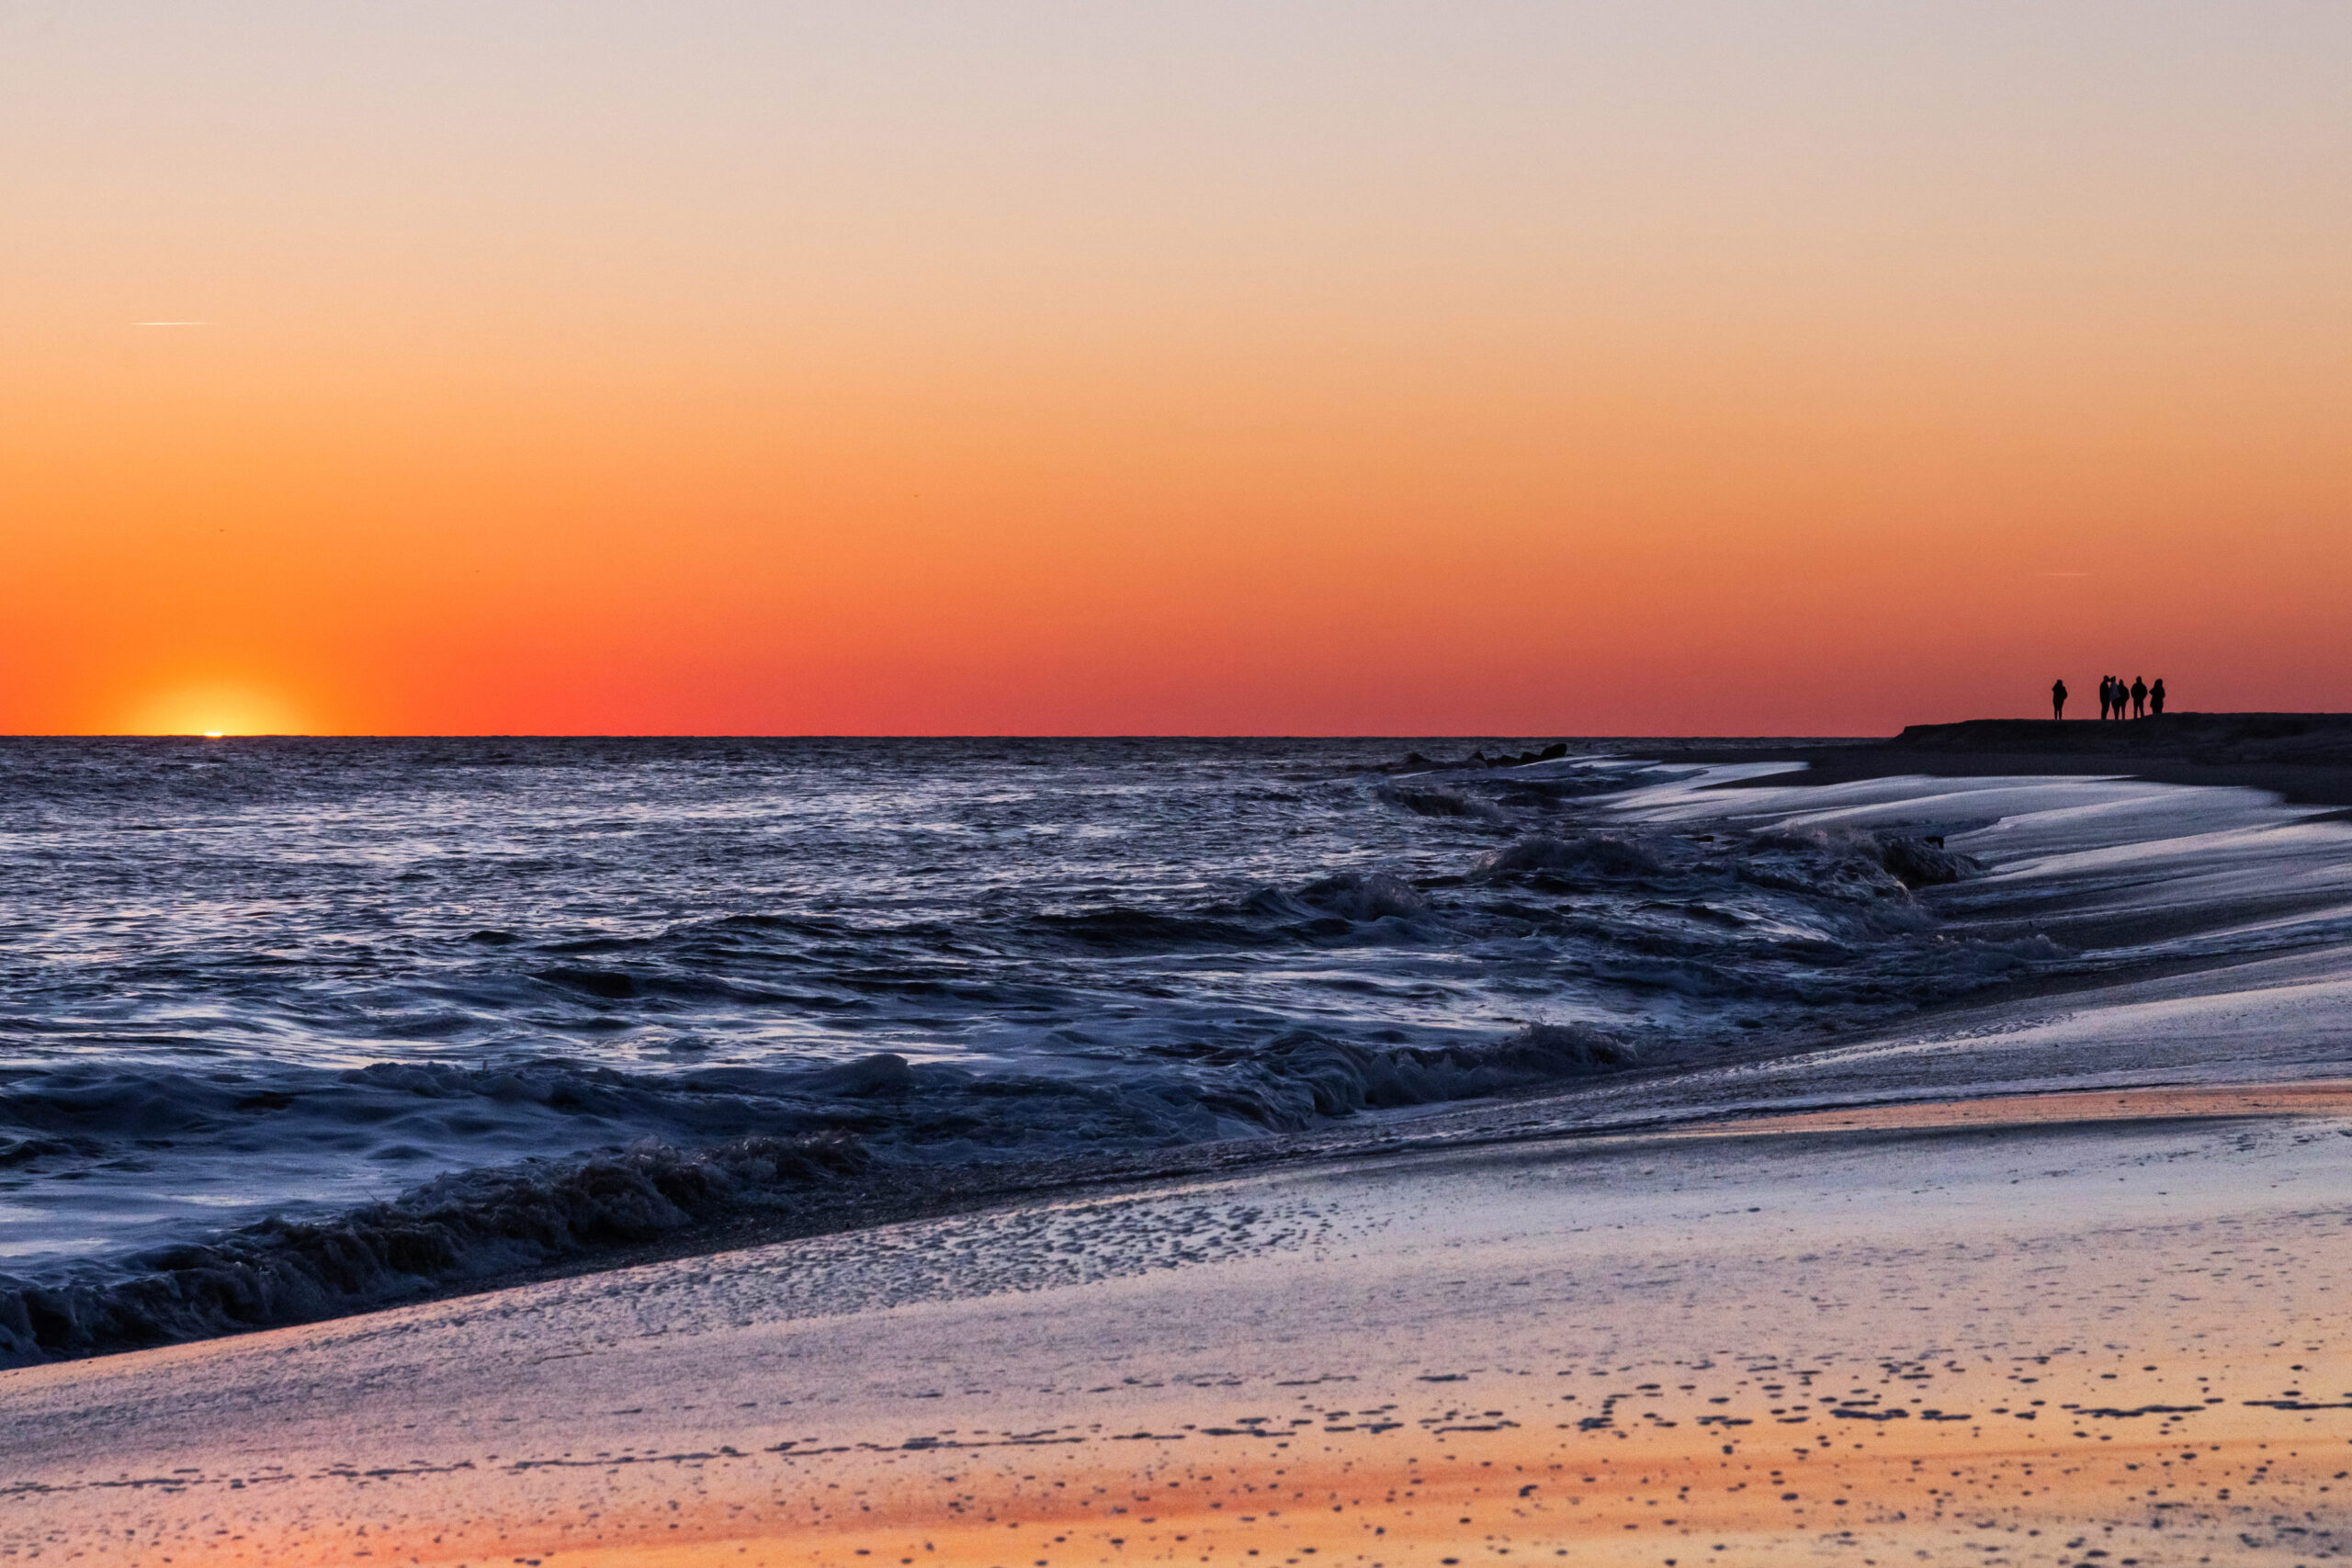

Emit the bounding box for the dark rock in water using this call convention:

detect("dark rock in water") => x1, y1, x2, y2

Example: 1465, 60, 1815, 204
1879, 835, 1978, 888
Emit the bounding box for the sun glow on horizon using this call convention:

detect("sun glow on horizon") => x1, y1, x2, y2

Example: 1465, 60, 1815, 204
119, 682, 311, 739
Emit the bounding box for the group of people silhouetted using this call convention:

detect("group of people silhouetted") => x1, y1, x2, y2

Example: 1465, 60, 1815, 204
2050, 676, 2165, 721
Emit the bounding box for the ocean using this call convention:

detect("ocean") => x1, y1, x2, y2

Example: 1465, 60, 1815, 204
5, 735, 2347, 1364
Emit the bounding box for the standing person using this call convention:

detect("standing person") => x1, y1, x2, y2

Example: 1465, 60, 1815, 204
2151, 678, 2165, 716
2098, 676, 2113, 720
2052, 678, 2068, 720
2131, 676, 2147, 718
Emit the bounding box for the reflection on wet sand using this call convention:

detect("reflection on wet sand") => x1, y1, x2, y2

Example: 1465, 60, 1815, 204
1669, 1078, 2352, 1137
33, 1349, 2352, 1566
7, 1082, 2351, 1566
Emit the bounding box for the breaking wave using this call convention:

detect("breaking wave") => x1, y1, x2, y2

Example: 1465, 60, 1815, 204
0, 1023, 1641, 1365
0, 1133, 864, 1365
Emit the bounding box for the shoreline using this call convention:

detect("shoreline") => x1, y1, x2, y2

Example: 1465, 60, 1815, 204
1669, 711, 2352, 810
8, 1072, 2352, 1565
368, 1046, 2352, 1346
14, 737, 2352, 1372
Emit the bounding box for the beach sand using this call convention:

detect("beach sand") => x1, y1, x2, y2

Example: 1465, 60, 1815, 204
6, 1077, 2351, 1567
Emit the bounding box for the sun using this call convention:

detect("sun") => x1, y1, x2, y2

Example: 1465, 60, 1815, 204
120, 681, 310, 737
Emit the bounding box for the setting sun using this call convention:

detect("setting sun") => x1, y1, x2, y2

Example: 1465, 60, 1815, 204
119, 682, 309, 738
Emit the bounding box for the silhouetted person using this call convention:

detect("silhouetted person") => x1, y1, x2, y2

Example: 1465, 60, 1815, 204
2052, 679, 2067, 720
2151, 678, 2165, 716
2098, 676, 2113, 720
2131, 676, 2147, 719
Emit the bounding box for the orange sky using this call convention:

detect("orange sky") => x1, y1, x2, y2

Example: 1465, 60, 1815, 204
5, 4, 2348, 735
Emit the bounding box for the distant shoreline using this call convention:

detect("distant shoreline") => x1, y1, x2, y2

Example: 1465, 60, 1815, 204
1677, 711, 2352, 811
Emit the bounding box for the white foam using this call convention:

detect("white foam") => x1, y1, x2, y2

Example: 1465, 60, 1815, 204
1600, 761, 2352, 1104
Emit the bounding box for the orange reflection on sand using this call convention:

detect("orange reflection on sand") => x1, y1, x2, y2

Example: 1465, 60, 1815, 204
182, 1349, 2352, 1568
1668, 1080, 2352, 1141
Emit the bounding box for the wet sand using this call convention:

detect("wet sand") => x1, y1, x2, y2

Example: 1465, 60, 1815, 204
7, 1078, 2351, 1567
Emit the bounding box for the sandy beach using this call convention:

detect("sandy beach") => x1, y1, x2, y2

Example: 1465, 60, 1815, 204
6, 1078, 2350, 1566
10, 742, 2352, 1565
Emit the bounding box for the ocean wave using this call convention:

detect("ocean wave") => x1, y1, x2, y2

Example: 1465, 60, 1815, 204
1293, 870, 1431, 923
0, 1132, 865, 1366
0, 1021, 1648, 1366
1478, 832, 1666, 881
1878, 835, 1982, 888
1025, 908, 1273, 950
1023, 871, 1440, 954
1375, 782, 1510, 824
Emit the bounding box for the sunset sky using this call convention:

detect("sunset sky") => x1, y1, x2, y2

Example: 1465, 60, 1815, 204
6, 3, 2347, 736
